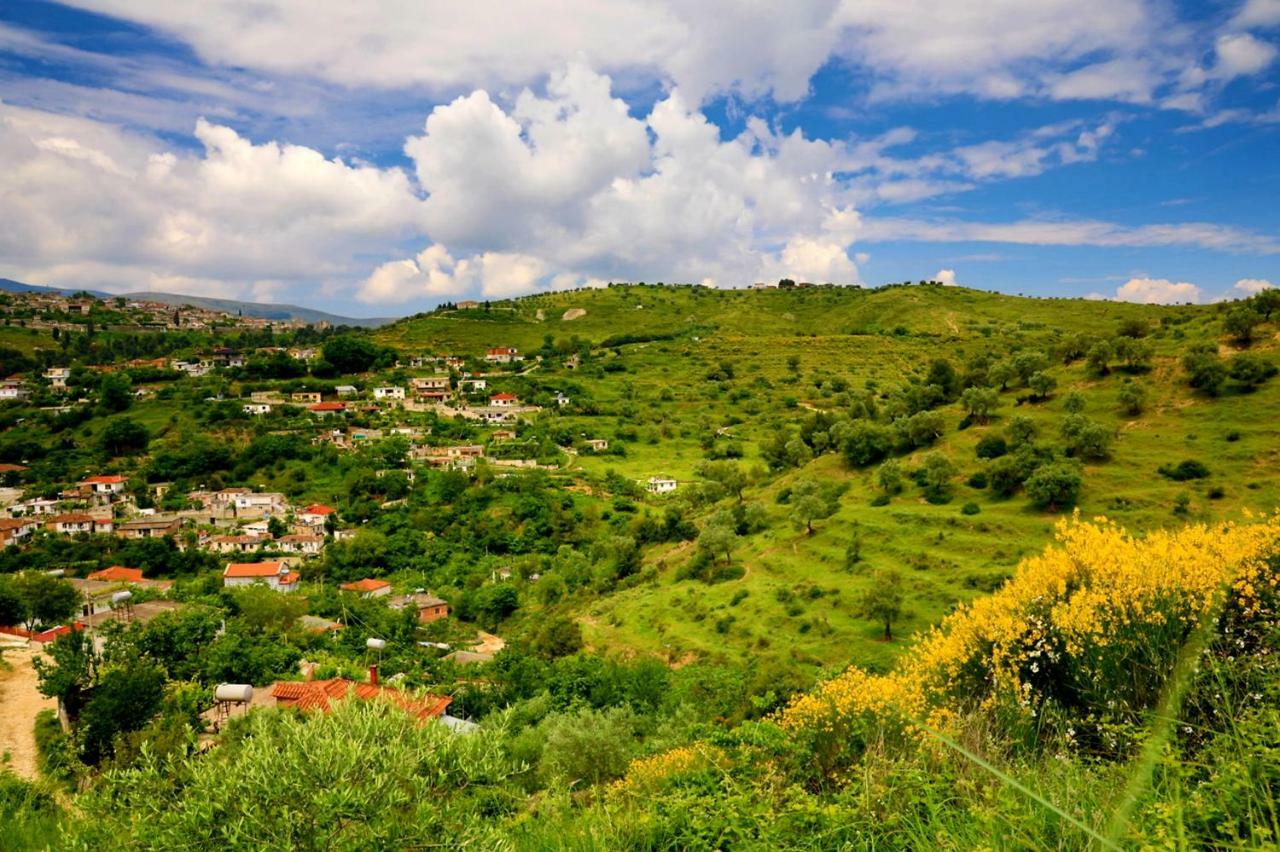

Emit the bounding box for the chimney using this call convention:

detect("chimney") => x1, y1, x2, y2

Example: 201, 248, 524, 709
369, 664, 378, 686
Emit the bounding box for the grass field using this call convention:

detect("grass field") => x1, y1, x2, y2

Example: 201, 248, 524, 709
377, 284, 1279, 677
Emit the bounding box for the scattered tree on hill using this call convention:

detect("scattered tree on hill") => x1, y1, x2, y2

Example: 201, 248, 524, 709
960, 387, 999, 423
79, 659, 166, 765
1025, 463, 1083, 511
698, 512, 737, 565
1228, 354, 1277, 391
1027, 371, 1057, 401
1006, 415, 1037, 448
1062, 391, 1086, 413
100, 418, 149, 457
98, 372, 133, 412
876, 459, 904, 494
789, 479, 834, 535
1223, 306, 1261, 344
863, 569, 904, 641
530, 616, 585, 659
696, 460, 747, 502
918, 453, 957, 503
1251, 287, 1279, 319
1085, 340, 1113, 376
1182, 345, 1227, 396
1118, 380, 1147, 416
987, 361, 1016, 390
841, 421, 894, 467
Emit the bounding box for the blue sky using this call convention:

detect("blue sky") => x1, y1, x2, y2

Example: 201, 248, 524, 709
0, 0, 1277, 316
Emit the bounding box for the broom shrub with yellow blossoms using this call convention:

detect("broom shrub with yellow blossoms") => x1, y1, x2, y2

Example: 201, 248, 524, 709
774, 514, 1280, 780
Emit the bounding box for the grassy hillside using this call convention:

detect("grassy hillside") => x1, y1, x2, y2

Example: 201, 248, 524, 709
378, 284, 1280, 673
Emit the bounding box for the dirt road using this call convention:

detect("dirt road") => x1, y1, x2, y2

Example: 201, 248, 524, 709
0, 640, 55, 780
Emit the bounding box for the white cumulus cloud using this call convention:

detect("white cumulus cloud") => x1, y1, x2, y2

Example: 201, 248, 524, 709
1113, 276, 1202, 304
1234, 277, 1274, 294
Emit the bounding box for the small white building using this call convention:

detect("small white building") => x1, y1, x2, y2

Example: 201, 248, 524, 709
334, 385, 359, 397
646, 477, 678, 495
553, 391, 570, 407
490, 393, 518, 408
485, 347, 522, 364
0, 379, 29, 401
374, 386, 406, 401
243, 403, 272, 416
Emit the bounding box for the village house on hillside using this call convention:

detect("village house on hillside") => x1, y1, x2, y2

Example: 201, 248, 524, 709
0, 517, 41, 547
115, 515, 183, 539
485, 347, 523, 364
646, 476, 678, 495
390, 591, 450, 623
340, 578, 392, 598
270, 676, 451, 721
222, 560, 298, 592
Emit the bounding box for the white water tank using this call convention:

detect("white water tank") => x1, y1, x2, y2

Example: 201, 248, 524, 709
214, 683, 253, 703
111, 590, 132, 605
366, 637, 386, 651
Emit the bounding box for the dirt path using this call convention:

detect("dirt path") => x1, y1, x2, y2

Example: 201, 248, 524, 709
0, 640, 55, 780
473, 631, 506, 655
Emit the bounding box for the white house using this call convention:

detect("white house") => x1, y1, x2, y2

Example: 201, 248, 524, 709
553, 391, 570, 407
646, 477, 678, 495
277, 534, 325, 556
334, 385, 359, 397
44, 367, 71, 389
82, 475, 128, 496
490, 393, 518, 408
222, 560, 298, 592
0, 379, 29, 401
485, 347, 522, 364
374, 386, 406, 401
459, 377, 487, 391
243, 403, 272, 416
0, 517, 41, 547
299, 504, 335, 527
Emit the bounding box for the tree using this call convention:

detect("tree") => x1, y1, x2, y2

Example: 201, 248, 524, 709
34, 630, 98, 720
1027, 371, 1057, 401
987, 361, 1016, 391
1117, 380, 1147, 416
696, 460, 747, 502
11, 572, 80, 635
841, 421, 894, 467
321, 335, 380, 374
1182, 345, 1227, 396
698, 512, 737, 565
1025, 463, 1083, 511
919, 453, 956, 503
876, 459, 904, 494
100, 418, 149, 457
1085, 341, 1113, 376
789, 479, 833, 535
1006, 415, 1037, 448
1062, 391, 1086, 414
960, 386, 999, 423
863, 569, 904, 641
1228, 354, 1278, 391
1251, 287, 1279, 320
1012, 350, 1049, 383
530, 616, 584, 659
1224, 306, 1261, 344
98, 372, 133, 412
79, 659, 166, 764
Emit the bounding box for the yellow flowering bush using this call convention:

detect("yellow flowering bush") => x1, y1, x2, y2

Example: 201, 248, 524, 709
778, 514, 1280, 771
609, 744, 725, 798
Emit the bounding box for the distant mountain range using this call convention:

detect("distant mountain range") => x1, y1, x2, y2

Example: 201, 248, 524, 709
0, 278, 397, 328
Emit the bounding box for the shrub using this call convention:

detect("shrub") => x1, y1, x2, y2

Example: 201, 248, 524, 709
974, 434, 1007, 459
1024, 463, 1083, 511
1158, 460, 1210, 481
960, 502, 981, 516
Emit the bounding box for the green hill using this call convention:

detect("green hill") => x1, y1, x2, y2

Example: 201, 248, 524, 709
378, 283, 1279, 672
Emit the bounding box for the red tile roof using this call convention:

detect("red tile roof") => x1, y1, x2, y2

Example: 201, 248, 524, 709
490, 393, 517, 401
340, 578, 390, 593
308, 402, 346, 412
224, 561, 286, 578
280, 571, 300, 586
86, 566, 143, 583
0, 463, 27, 473
84, 475, 127, 485
271, 678, 451, 720
49, 513, 100, 524
303, 504, 335, 515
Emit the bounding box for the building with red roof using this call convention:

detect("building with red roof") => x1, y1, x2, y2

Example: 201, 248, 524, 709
223, 560, 298, 592
86, 565, 144, 583
308, 401, 346, 416
271, 676, 451, 721
340, 578, 391, 598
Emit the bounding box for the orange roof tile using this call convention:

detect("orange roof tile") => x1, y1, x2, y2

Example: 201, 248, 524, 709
270, 678, 451, 720
224, 561, 286, 578
340, 578, 391, 593
86, 566, 143, 583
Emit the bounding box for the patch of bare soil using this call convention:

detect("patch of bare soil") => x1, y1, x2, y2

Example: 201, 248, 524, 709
0, 641, 55, 780
562, 308, 587, 321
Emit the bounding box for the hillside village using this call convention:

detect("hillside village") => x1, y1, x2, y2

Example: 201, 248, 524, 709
0, 281, 1277, 848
